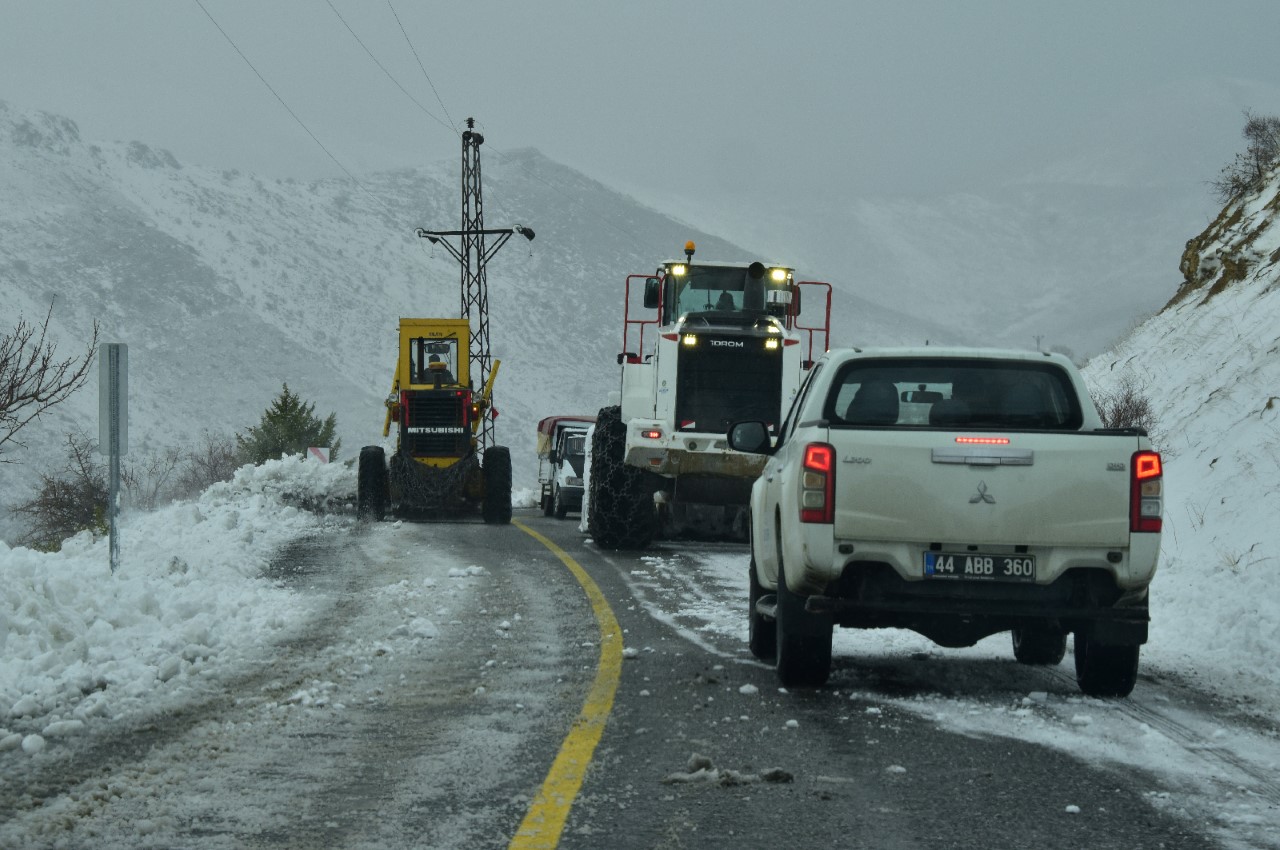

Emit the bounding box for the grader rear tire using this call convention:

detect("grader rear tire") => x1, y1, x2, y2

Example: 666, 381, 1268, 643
357, 446, 387, 522
482, 446, 513, 524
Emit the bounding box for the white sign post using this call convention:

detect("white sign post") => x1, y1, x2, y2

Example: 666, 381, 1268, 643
98, 343, 128, 573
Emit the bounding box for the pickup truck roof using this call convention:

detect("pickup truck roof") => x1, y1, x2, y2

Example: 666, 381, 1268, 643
824, 346, 1072, 365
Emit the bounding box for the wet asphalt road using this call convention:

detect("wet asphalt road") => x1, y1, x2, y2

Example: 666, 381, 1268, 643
0, 511, 1237, 849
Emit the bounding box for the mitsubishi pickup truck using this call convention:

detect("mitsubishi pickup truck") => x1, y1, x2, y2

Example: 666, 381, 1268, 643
727, 347, 1163, 697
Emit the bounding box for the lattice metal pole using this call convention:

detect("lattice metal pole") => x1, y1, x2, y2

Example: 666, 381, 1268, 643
459, 120, 493, 447
416, 117, 534, 452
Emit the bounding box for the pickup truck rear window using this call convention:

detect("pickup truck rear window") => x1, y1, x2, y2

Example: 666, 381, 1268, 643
825, 358, 1084, 430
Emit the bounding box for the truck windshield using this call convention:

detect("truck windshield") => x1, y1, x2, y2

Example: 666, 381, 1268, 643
826, 359, 1083, 430
671, 266, 771, 316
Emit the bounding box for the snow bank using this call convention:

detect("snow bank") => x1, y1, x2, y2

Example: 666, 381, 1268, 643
0, 456, 345, 745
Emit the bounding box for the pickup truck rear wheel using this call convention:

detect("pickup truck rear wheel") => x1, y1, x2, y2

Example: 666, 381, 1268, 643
774, 564, 832, 687
748, 557, 776, 661
1074, 632, 1139, 697
1011, 627, 1067, 665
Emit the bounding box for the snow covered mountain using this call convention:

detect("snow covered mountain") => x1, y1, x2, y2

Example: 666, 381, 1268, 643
0, 99, 936, 531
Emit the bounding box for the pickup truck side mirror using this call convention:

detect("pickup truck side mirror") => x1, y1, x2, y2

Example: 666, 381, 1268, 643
728, 421, 773, 455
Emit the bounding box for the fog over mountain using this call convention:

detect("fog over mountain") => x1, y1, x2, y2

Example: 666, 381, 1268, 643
0, 98, 1215, 537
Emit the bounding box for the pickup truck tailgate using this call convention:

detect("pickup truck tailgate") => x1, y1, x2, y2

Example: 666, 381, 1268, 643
832, 430, 1139, 547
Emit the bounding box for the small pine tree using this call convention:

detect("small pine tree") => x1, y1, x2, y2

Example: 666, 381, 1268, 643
236, 383, 341, 465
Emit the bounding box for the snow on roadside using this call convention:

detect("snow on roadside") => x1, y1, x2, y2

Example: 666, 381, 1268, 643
0, 455, 352, 753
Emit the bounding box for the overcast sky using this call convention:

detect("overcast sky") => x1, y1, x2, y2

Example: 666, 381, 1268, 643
3, 1, 1280, 216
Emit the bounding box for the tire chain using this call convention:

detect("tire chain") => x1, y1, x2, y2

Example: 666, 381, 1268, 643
587, 407, 655, 549
389, 451, 480, 514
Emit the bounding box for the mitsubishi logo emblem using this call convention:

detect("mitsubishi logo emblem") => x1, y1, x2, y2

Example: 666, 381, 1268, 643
970, 481, 996, 504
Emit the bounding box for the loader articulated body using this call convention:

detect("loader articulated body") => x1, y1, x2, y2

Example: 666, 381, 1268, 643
588, 243, 831, 549
357, 318, 512, 523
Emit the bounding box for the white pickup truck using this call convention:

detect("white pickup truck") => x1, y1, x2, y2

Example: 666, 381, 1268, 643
728, 347, 1163, 697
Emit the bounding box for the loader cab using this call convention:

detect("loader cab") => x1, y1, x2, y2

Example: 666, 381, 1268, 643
408, 336, 462, 387
647, 261, 796, 327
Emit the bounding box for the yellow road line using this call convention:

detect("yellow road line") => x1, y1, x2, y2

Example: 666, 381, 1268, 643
509, 520, 623, 850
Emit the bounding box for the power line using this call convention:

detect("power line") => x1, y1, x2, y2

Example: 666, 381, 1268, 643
191, 0, 432, 256
200, 0, 657, 258
324, 0, 455, 137
386, 1, 457, 135
363, 9, 648, 252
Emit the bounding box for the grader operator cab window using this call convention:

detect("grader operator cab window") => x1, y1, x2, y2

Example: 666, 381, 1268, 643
663, 262, 795, 324
409, 338, 459, 385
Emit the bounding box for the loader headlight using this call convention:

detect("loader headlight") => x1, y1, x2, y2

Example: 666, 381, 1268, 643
671, 264, 688, 277
770, 268, 788, 282
682, 334, 698, 347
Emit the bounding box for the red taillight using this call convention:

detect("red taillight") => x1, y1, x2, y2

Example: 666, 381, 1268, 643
956, 436, 1010, 445
1130, 450, 1163, 533
641, 429, 663, 440
799, 442, 835, 524
400, 391, 409, 427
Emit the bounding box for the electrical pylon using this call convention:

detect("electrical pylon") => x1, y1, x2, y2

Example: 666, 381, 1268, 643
417, 117, 534, 450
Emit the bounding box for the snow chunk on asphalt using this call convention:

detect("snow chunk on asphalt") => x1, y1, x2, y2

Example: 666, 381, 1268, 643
408, 618, 438, 639
662, 753, 793, 786
447, 566, 487, 578
738, 684, 759, 695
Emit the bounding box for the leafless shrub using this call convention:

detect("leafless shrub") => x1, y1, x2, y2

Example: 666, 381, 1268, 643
122, 446, 184, 511
175, 430, 240, 498
1211, 110, 1280, 203
1092, 375, 1158, 437
10, 432, 107, 551
0, 301, 100, 461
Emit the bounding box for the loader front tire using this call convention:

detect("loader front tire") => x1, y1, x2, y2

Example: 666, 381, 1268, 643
586, 406, 655, 550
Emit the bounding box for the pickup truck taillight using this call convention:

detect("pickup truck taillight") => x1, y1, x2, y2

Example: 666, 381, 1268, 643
799, 443, 835, 524
1130, 450, 1163, 533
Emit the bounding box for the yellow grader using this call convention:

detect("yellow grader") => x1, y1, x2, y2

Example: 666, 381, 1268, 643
357, 317, 511, 523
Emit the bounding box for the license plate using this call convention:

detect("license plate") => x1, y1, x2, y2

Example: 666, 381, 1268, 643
924, 552, 1036, 582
